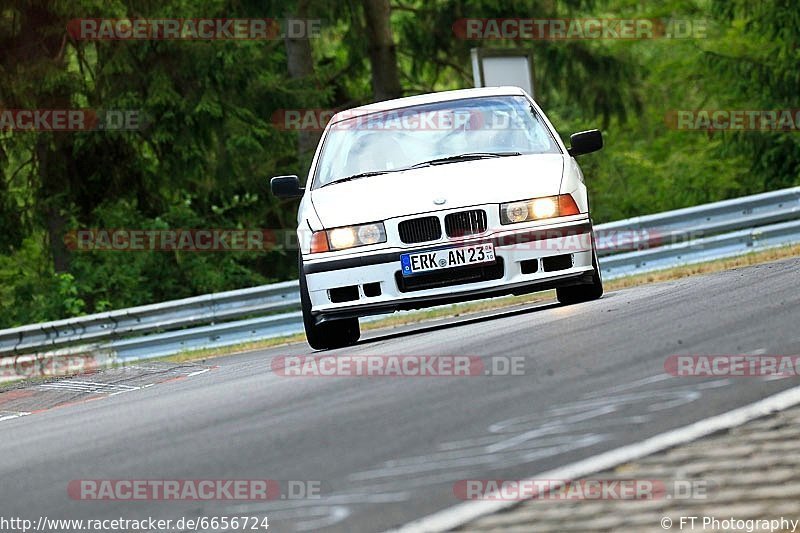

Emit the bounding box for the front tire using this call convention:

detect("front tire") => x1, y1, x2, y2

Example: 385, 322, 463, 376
298, 255, 360, 350
556, 247, 604, 305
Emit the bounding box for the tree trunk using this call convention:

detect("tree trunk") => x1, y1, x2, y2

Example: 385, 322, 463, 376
3, 4, 73, 272
285, 0, 320, 163
362, 0, 402, 101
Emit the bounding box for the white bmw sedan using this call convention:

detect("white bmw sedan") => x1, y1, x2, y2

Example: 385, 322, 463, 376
272, 86, 603, 349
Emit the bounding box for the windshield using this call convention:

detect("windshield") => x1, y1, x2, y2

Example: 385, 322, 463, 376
312, 95, 561, 188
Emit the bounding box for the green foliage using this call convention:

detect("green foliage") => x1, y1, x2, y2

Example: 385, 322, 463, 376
67, 199, 271, 311
0, 234, 84, 324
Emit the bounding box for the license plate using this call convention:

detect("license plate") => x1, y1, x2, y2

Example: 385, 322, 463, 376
400, 243, 495, 276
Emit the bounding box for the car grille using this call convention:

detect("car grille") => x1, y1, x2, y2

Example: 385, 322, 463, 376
445, 209, 487, 238
395, 257, 504, 293
398, 216, 441, 244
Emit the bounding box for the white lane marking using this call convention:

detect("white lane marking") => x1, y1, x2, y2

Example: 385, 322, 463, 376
218, 491, 411, 515
437, 434, 503, 451
348, 378, 728, 497
584, 373, 671, 398
36, 369, 210, 395
108, 387, 143, 396
763, 374, 794, 382
38, 381, 140, 395
349, 435, 605, 482
377, 434, 593, 471
38, 382, 110, 393
294, 506, 350, 532
0, 366, 212, 424
485, 406, 616, 453
739, 348, 798, 382
69, 380, 139, 389
0, 412, 31, 422
388, 383, 800, 533
746, 348, 800, 382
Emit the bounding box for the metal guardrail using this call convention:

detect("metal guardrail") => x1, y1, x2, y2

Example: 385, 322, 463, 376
601, 218, 800, 279
1, 186, 798, 369
0, 281, 299, 356
595, 187, 800, 255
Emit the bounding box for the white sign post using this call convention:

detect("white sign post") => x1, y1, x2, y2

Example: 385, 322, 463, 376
471, 48, 535, 97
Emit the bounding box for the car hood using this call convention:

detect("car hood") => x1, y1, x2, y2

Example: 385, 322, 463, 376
309, 153, 565, 228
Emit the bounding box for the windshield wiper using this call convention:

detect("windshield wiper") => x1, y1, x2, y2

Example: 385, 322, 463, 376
319, 170, 392, 188
408, 151, 522, 169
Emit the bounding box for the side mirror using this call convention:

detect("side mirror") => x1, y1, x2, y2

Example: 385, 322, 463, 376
567, 129, 603, 157
270, 175, 304, 198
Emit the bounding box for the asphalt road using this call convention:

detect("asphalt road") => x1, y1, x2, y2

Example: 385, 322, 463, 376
2, 257, 800, 532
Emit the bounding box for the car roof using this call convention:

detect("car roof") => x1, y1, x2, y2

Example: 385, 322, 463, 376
329, 86, 529, 125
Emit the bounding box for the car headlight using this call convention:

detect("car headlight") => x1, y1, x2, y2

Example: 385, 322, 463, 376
329, 227, 357, 249
500, 194, 580, 225
310, 222, 387, 253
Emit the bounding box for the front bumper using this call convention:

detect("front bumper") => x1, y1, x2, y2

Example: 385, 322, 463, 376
304, 217, 595, 323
